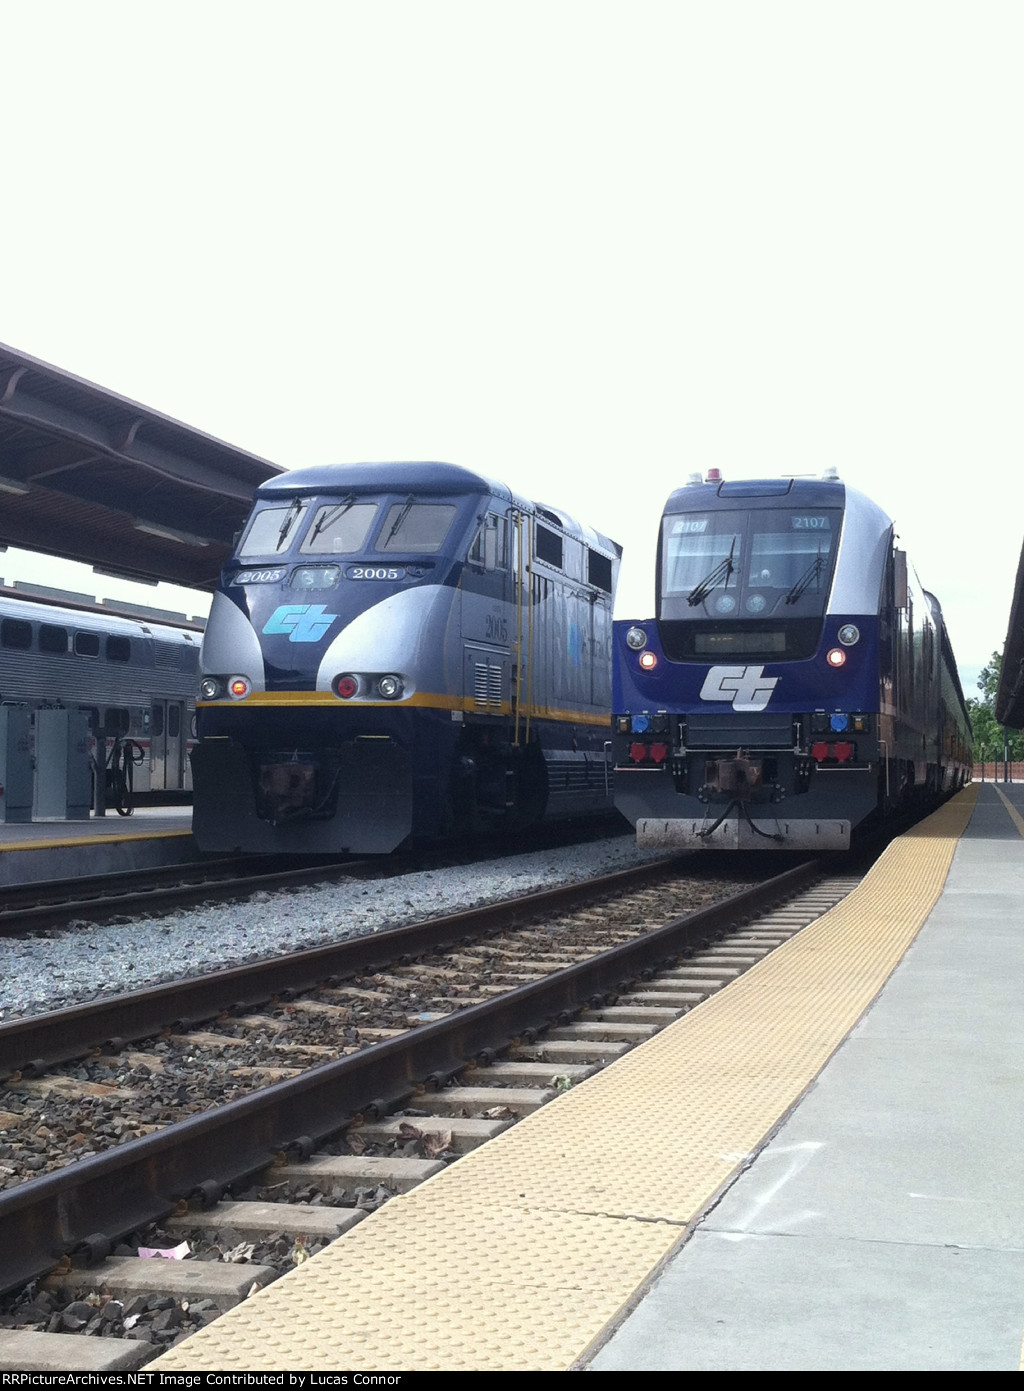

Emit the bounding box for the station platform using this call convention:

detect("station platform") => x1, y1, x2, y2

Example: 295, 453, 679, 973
0, 806, 197, 886
149, 781, 1022, 1372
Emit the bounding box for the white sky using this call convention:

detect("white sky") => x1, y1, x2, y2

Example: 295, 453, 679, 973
1, 0, 1021, 694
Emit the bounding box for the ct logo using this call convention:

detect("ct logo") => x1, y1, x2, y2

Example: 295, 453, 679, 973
263, 604, 338, 643
700, 665, 779, 712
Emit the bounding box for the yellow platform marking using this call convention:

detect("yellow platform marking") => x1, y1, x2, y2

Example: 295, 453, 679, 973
992, 783, 1024, 838
0, 829, 192, 852
154, 787, 978, 1373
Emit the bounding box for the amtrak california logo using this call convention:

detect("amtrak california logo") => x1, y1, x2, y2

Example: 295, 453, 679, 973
263, 604, 338, 643
700, 665, 779, 712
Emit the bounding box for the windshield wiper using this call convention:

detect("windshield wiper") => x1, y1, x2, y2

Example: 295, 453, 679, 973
784, 549, 826, 604
309, 493, 358, 545
275, 498, 304, 551
383, 494, 417, 548
687, 537, 736, 606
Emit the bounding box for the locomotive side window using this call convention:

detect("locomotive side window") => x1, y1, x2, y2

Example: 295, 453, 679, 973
1, 618, 32, 649
587, 549, 613, 593
39, 624, 69, 653
299, 504, 377, 555
106, 636, 131, 662
535, 525, 563, 569
469, 514, 508, 570
75, 632, 100, 657
239, 502, 311, 558
376, 503, 456, 553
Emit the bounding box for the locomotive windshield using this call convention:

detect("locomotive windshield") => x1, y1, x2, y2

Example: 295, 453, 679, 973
237, 496, 461, 562
659, 505, 843, 660
377, 502, 457, 552
238, 502, 312, 557
300, 502, 378, 554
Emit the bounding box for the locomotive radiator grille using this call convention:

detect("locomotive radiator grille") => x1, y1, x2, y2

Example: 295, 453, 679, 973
473, 662, 505, 710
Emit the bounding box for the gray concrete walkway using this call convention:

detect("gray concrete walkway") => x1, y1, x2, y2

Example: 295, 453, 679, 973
588, 783, 1024, 1371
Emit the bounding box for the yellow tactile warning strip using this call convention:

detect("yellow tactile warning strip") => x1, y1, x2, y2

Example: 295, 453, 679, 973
154, 786, 979, 1372
0, 830, 192, 852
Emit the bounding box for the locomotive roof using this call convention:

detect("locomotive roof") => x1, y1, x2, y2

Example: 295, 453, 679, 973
664, 476, 852, 511
256, 461, 512, 501
255, 462, 621, 557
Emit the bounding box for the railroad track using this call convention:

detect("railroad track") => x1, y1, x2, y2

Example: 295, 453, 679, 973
0, 852, 867, 1369
0, 816, 632, 936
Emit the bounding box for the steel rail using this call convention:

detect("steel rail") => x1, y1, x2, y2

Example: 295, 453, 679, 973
0, 857, 826, 1296
0, 855, 697, 1076
0, 856, 368, 937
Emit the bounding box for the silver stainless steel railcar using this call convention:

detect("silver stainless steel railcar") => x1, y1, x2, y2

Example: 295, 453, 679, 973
612, 470, 972, 850
191, 462, 621, 853
0, 588, 200, 802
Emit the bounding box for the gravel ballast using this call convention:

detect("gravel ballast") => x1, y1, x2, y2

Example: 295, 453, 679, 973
0, 836, 672, 1023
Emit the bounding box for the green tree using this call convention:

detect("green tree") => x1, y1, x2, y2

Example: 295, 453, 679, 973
967, 649, 1024, 763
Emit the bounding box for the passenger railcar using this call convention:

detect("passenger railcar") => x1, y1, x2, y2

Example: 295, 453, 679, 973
0, 588, 200, 804
191, 462, 620, 853
612, 470, 971, 850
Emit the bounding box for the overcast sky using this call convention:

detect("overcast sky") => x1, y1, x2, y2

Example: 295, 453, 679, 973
1, 1, 1021, 694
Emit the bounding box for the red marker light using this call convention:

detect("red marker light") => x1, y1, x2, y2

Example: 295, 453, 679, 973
826, 648, 846, 667
334, 674, 358, 699
229, 678, 251, 698
639, 651, 658, 670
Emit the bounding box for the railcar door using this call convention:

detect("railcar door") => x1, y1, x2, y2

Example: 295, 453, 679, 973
150, 700, 187, 791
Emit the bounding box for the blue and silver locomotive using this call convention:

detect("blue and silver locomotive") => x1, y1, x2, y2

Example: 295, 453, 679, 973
192, 461, 620, 853
612, 470, 971, 850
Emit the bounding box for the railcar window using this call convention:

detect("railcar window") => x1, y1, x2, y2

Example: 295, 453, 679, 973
169, 706, 181, 737
74, 632, 100, 657
376, 503, 456, 553
1, 618, 32, 649
39, 624, 69, 653
104, 708, 130, 736
587, 549, 613, 593
80, 706, 99, 732
535, 525, 563, 569
106, 636, 131, 662
152, 705, 164, 737
239, 502, 311, 557
299, 503, 377, 555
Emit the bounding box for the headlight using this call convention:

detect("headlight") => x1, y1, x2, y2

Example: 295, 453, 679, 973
200, 677, 222, 700
837, 624, 860, 646
377, 674, 404, 699
625, 626, 648, 651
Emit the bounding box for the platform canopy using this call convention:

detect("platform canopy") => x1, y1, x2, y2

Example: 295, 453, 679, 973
996, 535, 1024, 729
0, 343, 282, 590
